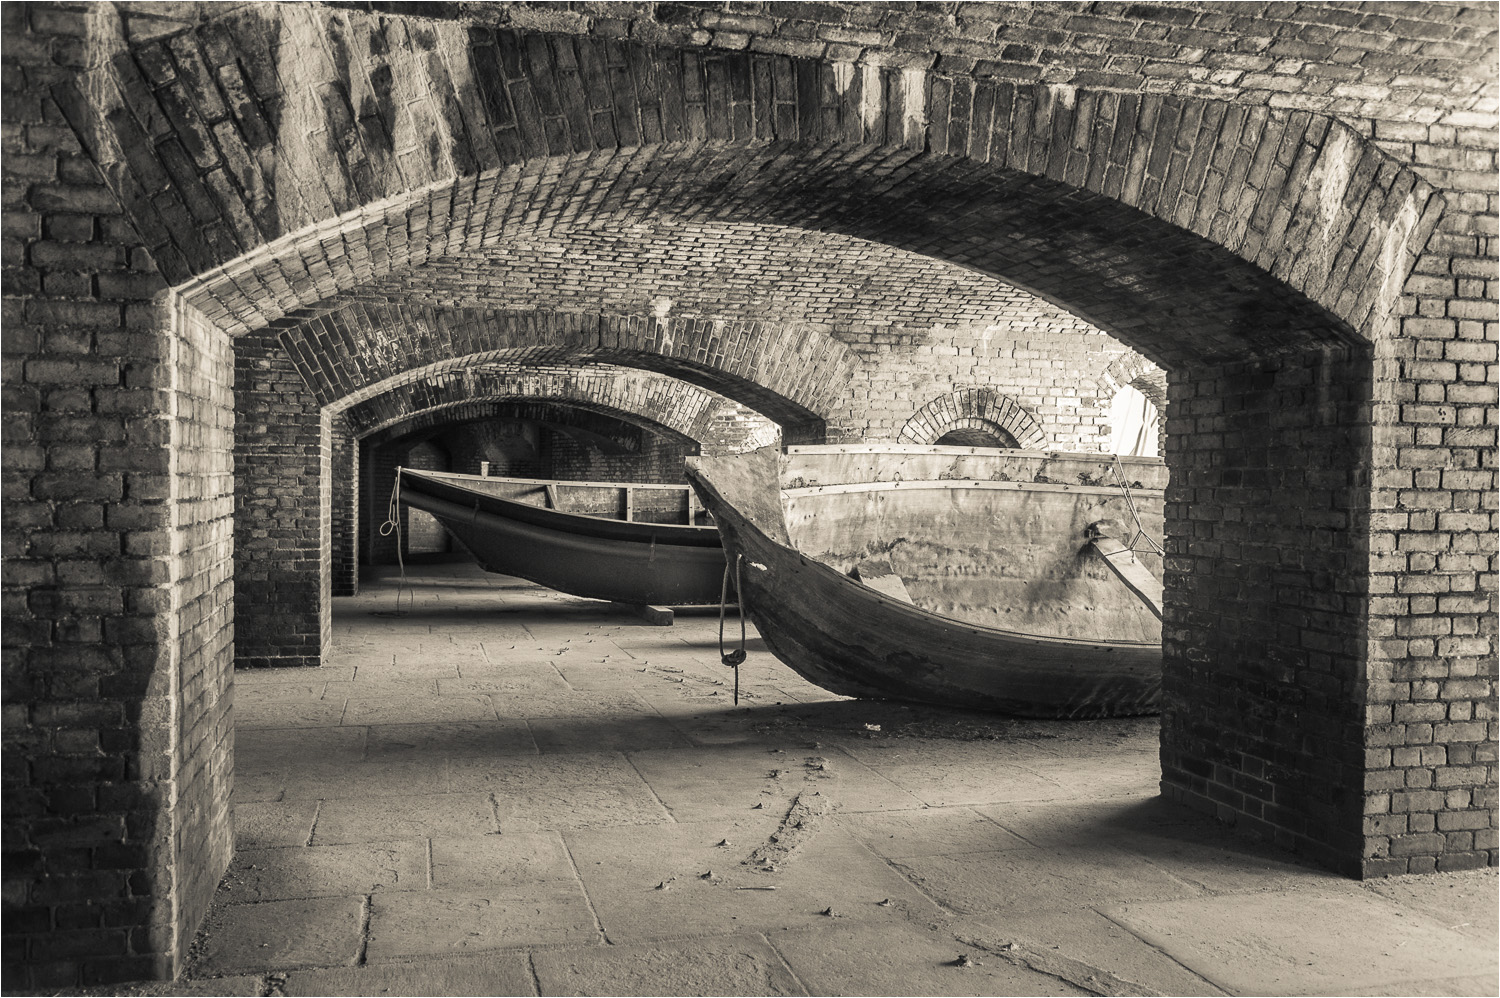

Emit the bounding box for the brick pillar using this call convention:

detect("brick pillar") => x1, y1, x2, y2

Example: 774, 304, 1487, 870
365, 442, 402, 567
1361, 186, 1498, 874
1, 5, 235, 983
233, 330, 325, 667
329, 416, 358, 598
1159, 344, 1376, 875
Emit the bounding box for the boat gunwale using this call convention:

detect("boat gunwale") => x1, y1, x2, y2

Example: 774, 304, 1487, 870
398, 467, 721, 546
411, 468, 702, 492
784, 443, 1167, 469
783, 478, 1165, 499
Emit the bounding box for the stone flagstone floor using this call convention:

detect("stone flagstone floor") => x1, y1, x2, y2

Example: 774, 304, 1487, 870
77, 561, 1498, 997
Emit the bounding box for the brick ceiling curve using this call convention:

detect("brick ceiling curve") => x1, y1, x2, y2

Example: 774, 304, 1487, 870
341, 361, 755, 447
296, 305, 842, 435
61, 7, 1460, 367
113, 1, 1500, 128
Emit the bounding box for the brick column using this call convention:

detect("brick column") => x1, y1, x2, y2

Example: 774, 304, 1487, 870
233, 330, 326, 667
1159, 344, 1377, 875
1360, 182, 1498, 874
2, 6, 235, 984
329, 416, 358, 598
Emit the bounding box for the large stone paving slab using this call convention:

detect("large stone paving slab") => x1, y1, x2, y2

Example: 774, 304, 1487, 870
364, 720, 537, 758
1102, 890, 1500, 996
834, 739, 1069, 807
343, 694, 499, 726
565, 817, 942, 943
365, 884, 601, 960
312, 794, 499, 843
527, 714, 693, 753
221, 840, 428, 901
532, 934, 805, 996
429, 832, 577, 891
624, 745, 809, 821
835, 806, 1031, 860
977, 797, 1337, 895
961, 910, 1228, 996
235, 699, 347, 729
1360, 869, 1499, 943
889, 843, 1201, 917
235, 725, 368, 766
281, 756, 442, 801
769, 920, 1088, 997
447, 752, 672, 831
233, 800, 319, 848
281, 952, 538, 996
194, 897, 364, 976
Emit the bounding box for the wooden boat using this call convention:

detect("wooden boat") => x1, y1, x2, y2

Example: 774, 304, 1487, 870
684, 445, 1167, 718
396, 468, 726, 606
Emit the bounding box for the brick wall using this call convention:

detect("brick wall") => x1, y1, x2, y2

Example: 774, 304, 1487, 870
166, 298, 235, 975
328, 417, 359, 597
1160, 345, 1377, 874
1360, 157, 1497, 875
1, 6, 235, 985
233, 329, 324, 668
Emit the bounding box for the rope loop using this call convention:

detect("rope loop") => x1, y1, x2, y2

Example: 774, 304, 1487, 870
718, 553, 746, 704
377, 469, 413, 616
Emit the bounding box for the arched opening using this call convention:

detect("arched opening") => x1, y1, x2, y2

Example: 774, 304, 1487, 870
1106, 384, 1161, 458
935, 426, 1018, 448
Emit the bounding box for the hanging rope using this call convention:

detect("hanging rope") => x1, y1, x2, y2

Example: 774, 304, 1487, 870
377, 469, 413, 616
1110, 455, 1165, 556
718, 553, 746, 705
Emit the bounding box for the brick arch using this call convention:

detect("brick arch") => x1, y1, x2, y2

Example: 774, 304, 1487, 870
899, 390, 1048, 449
58, 14, 1441, 359
276, 303, 852, 441
343, 364, 756, 449
1105, 354, 1169, 412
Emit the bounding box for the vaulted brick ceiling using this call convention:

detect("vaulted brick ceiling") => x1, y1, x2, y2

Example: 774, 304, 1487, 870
64, 3, 1470, 372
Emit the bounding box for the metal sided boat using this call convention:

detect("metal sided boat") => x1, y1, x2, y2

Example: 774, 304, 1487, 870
395, 468, 726, 606
684, 445, 1167, 718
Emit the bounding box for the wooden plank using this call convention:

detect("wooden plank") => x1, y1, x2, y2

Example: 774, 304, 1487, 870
851, 558, 914, 605
1089, 535, 1164, 621
623, 487, 634, 522
544, 485, 560, 509
687, 489, 700, 526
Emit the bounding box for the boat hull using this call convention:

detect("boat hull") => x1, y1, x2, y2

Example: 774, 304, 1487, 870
398, 469, 727, 606
685, 447, 1162, 718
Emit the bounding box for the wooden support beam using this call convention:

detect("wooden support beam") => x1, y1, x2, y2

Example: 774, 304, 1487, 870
1087, 524, 1163, 621
623, 486, 634, 521
543, 485, 560, 509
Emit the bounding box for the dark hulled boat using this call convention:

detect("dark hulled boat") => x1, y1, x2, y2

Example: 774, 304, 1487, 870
684, 445, 1166, 718
396, 467, 726, 606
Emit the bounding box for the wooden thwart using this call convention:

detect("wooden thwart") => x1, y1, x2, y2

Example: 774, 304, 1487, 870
1087, 527, 1163, 621
852, 558, 914, 605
